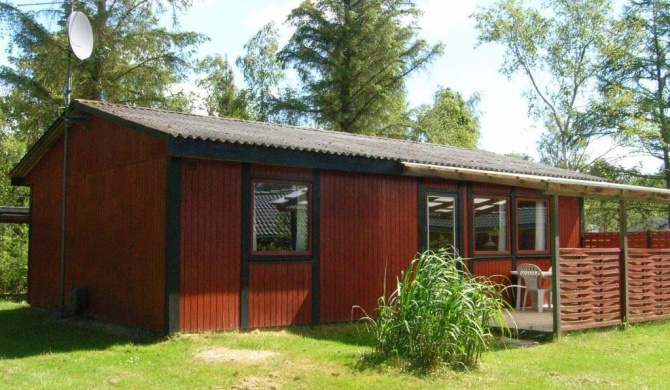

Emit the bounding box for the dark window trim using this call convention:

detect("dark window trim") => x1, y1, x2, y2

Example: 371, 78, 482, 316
473, 194, 512, 255
249, 178, 313, 257
241, 164, 321, 328
419, 187, 462, 255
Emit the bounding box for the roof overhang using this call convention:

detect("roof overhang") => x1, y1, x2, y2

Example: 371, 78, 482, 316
0, 207, 29, 224
403, 162, 670, 204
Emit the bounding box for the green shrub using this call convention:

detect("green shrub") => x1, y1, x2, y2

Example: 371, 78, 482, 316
0, 224, 28, 294
362, 248, 509, 372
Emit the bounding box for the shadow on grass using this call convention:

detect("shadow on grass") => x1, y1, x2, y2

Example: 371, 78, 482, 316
0, 303, 160, 359
284, 321, 376, 348
0, 293, 27, 303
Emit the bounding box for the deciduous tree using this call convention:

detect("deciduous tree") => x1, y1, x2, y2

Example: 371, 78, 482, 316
197, 55, 251, 119
474, 0, 612, 171
409, 87, 480, 148
595, 0, 670, 192
236, 22, 284, 122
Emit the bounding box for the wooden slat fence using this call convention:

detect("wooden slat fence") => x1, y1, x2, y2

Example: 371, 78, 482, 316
584, 231, 670, 249
627, 248, 670, 323
583, 232, 620, 248
651, 231, 670, 248
559, 248, 622, 331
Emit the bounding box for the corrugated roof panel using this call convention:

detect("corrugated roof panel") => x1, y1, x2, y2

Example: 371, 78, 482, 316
72, 99, 603, 182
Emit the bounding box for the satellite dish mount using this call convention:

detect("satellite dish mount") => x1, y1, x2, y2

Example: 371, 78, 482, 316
65, 7, 93, 107
60, 1, 94, 316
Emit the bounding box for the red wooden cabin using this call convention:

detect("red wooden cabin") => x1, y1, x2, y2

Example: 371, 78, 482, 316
10, 100, 670, 334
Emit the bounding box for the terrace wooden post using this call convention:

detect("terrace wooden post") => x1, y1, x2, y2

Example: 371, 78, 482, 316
619, 200, 629, 325
550, 194, 562, 339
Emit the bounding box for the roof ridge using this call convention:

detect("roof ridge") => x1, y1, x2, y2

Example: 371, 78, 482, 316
70, 99, 600, 182
74, 99, 485, 154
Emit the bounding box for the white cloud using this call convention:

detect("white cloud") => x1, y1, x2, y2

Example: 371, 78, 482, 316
418, 0, 477, 39
242, 1, 301, 30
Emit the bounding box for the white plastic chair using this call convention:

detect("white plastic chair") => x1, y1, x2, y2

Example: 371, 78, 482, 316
516, 263, 552, 312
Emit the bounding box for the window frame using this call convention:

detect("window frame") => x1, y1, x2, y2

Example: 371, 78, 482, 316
249, 178, 313, 257
516, 197, 551, 255
424, 192, 459, 253
473, 195, 511, 255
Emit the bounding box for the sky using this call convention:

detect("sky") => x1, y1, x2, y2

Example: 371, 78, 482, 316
2, 0, 660, 173
179, 0, 539, 157
177, 0, 657, 173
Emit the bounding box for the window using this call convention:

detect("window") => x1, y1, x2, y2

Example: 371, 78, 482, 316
517, 199, 548, 252
426, 195, 456, 251
252, 181, 310, 254
474, 197, 509, 252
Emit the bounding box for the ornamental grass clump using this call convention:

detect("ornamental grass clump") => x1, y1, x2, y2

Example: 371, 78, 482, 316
364, 248, 509, 372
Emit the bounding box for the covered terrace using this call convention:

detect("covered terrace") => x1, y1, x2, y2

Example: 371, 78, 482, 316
404, 162, 670, 338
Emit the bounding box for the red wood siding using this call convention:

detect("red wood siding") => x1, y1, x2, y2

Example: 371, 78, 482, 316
26, 139, 64, 309
249, 262, 312, 327
180, 159, 242, 332
472, 259, 513, 301
516, 187, 544, 196
473, 182, 511, 194
423, 178, 459, 190
25, 117, 169, 331
320, 171, 418, 323
558, 196, 581, 247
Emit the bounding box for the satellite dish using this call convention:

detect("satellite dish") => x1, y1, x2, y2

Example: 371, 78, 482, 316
67, 11, 93, 60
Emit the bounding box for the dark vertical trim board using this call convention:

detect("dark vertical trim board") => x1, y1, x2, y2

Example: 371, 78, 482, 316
550, 194, 562, 338
240, 163, 251, 328
619, 200, 629, 324
510, 187, 518, 271
165, 157, 182, 334
311, 169, 321, 324
417, 179, 427, 252
466, 183, 475, 273
457, 181, 465, 257
27, 185, 34, 305
579, 198, 585, 247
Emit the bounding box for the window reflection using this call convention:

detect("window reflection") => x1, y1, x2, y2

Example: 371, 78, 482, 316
518, 200, 547, 251
474, 197, 508, 252
253, 182, 310, 253
427, 195, 456, 251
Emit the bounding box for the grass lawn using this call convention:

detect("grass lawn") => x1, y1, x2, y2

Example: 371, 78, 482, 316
1, 298, 669, 389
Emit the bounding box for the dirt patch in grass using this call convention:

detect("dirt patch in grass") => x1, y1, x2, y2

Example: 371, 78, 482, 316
194, 347, 278, 363
228, 376, 280, 390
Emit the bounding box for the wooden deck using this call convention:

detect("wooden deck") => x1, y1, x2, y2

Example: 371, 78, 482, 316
492, 308, 554, 334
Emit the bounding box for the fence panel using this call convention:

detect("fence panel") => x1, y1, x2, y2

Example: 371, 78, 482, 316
651, 231, 670, 249
584, 231, 670, 249
628, 248, 670, 323
583, 232, 619, 248
559, 248, 622, 331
